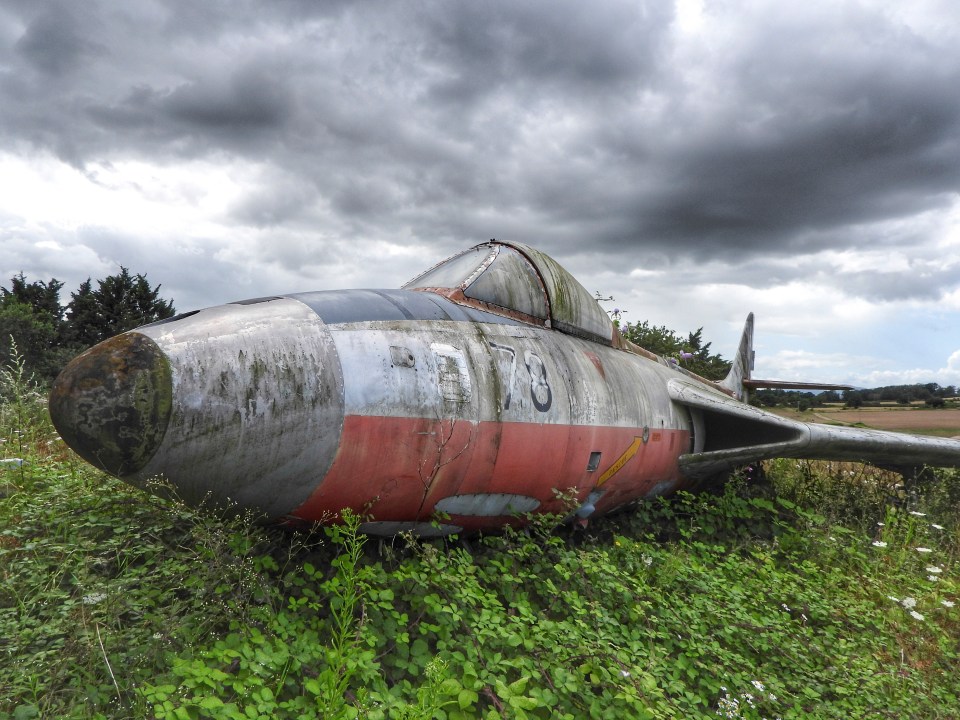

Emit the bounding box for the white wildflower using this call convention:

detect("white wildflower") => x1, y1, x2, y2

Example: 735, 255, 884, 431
910, 610, 924, 621
887, 595, 900, 603
901, 597, 917, 609
781, 603, 791, 612
717, 692, 740, 719
620, 669, 631, 678
931, 524, 944, 531
915, 547, 933, 553
872, 540, 887, 548
926, 567, 942, 574
877, 522, 885, 527
82, 592, 107, 605
751, 680, 765, 692
941, 600, 955, 608
909, 511, 927, 517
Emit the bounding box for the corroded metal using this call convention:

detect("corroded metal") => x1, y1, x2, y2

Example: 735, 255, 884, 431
49, 240, 960, 533
48, 332, 172, 476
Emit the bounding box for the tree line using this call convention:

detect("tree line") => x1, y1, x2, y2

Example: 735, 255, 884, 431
750, 385, 957, 410
0, 269, 175, 384
842, 383, 956, 407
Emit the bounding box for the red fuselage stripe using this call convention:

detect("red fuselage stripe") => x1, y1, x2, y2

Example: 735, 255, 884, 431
291, 415, 691, 529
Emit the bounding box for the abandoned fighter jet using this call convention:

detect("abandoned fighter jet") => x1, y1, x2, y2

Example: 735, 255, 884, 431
49, 240, 960, 535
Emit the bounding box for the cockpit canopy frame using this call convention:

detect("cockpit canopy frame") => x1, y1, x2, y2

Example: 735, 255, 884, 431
404, 240, 614, 345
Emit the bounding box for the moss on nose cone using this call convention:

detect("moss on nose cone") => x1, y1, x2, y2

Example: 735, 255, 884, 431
49, 332, 172, 477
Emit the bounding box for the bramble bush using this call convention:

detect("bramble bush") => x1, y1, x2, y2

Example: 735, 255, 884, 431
2, 360, 959, 719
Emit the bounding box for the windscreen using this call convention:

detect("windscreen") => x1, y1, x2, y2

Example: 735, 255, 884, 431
463, 245, 548, 319
404, 246, 495, 290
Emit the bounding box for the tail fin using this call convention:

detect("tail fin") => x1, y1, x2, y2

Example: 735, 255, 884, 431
720, 313, 754, 402
726, 313, 854, 402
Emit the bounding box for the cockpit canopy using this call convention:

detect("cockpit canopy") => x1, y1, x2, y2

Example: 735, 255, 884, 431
404, 240, 613, 345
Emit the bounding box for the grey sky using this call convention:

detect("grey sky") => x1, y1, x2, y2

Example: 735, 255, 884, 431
2, 0, 959, 386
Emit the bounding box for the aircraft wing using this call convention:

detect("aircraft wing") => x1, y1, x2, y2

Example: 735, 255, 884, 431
669, 379, 960, 479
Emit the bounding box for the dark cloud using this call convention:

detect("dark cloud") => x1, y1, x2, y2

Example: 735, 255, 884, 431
161, 66, 294, 134
14, 7, 99, 76
421, 1, 673, 106
2, 0, 960, 311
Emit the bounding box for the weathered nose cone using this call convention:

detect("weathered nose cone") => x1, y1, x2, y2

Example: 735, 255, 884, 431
49, 332, 172, 477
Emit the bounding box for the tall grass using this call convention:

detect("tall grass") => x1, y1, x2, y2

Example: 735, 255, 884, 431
2, 359, 958, 719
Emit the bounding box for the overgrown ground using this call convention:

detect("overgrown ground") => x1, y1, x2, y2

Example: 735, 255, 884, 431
2, 358, 960, 719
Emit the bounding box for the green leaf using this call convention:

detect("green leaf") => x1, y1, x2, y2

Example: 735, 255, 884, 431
438, 678, 462, 695
508, 695, 539, 711
199, 696, 224, 710
507, 676, 530, 695
458, 689, 479, 709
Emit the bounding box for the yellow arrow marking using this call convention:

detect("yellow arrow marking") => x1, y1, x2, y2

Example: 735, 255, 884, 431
597, 436, 645, 487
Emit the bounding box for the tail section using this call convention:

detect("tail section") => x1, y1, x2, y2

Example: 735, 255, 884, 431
668, 312, 960, 482
720, 313, 754, 402
721, 312, 855, 402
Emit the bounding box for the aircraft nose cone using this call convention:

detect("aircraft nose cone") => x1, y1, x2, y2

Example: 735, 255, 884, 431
49, 332, 173, 477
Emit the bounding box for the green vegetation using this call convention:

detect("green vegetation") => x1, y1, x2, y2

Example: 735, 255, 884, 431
618, 317, 732, 381
2, 352, 959, 718
0, 269, 175, 384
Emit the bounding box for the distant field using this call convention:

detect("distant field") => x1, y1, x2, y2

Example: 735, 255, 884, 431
773, 406, 960, 438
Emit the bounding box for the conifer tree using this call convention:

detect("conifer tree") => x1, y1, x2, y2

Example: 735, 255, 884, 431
65, 268, 176, 348
1, 268, 175, 383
